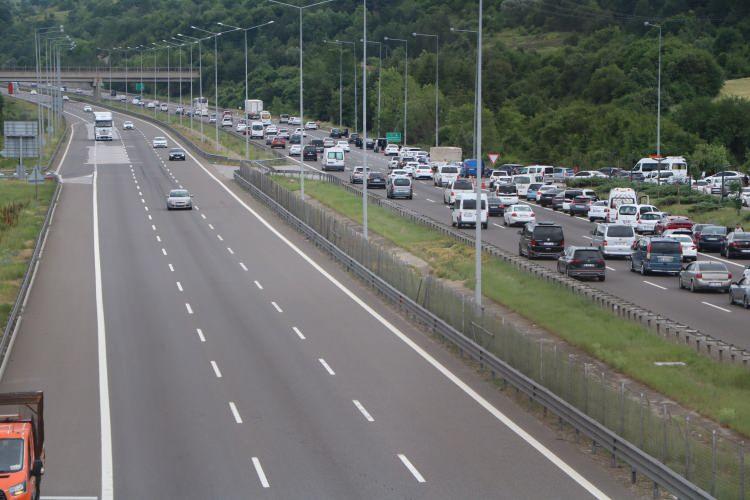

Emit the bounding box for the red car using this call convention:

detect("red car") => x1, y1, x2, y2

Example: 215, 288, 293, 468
270, 136, 286, 149
654, 216, 694, 235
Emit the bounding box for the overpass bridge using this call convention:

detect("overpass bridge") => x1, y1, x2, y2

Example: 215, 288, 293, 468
0, 67, 198, 86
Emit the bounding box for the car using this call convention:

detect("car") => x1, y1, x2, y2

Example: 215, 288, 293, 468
62, 95, 69, 101
310, 139, 324, 153
75, 88, 83, 94
366, 172, 387, 189
573, 170, 607, 179
29, 89, 37, 95
557, 247, 606, 281
270, 136, 286, 149
635, 212, 663, 234
629, 237, 682, 275
569, 195, 594, 217
289, 144, 302, 156
503, 204, 536, 226
208, 114, 217, 123
388, 159, 401, 171
451, 192, 488, 229
434, 164, 460, 187
590, 224, 635, 257
389, 169, 409, 179
587, 200, 609, 222
277, 128, 290, 140
679, 261, 732, 292
146, 102, 156, 109
694, 225, 727, 252
330, 128, 342, 138
152, 136, 168, 148
413, 164, 433, 180
556, 189, 583, 212
654, 216, 694, 235
386, 175, 413, 199
323, 138, 335, 148
289, 133, 301, 144
304, 121, 318, 130
525, 183, 544, 201
598, 167, 627, 178
443, 178, 474, 205
729, 276, 750, 308
265, 133, 277, 145
236, 122, 247, 134
535, 184, 558, 203
384, 144, 400, 156
538, 187, 563, 208
402, 162, 419, 177
518, 222, 565, 259
123, 121, 134, 130
175, 106, 185, 115
166, 189, 193, 210
302, 145, 318, 161
265, 125, 278, 135
336, 140, 350, 152
293, 127, 307, 137
350, 166, 371, 184
494, 184, 519, 214
551, 192, 566, 211
487, 195, 504, 217
160, 103, 169, 112
664, 233, 697, 261
168, 148, 186, 161
722, 231, 750, 258
289, 116, 301, 125
365, 138, 375, 149
279, 114, 290, 123
83, 105, 92, 112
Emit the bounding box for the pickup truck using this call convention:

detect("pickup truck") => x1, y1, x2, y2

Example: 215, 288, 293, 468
0, 392, 45, 500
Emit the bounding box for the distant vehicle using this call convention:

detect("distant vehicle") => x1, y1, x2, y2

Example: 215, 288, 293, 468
194, 96, 209, 116
349, 166, 371, 184
573, 170, 607, 179
289, 144, 302, 156
260, 110, 272, 126
630, 156, 688, 181
266, 125, 279, 135
557, 247, 606, 281
386, 175, 413, 199
250, 121, 264, 139
654, 215, 694, 235
166, 189, 193, 210
443, 178, 474, 205
664, 233, 697, 261
629, 237, 682, 275
93, 111, 113, 141
279, 114, 290, 123
503, 204, 535, 227
245, 99, 263, 119
679, 261, 731, 292
462, 158, 486, 178
614, 204, 639, 226
518, 222, 565, 259
29, 89, 37, 95
236, 122, 247, 134
434, 164, 459, 187
590, 224, 635, 258
330, 128, 342, 138
168, 148, 186, 161
83, 104, 92, 112
310, 139, 324, 153
429, 146, 462, 165
304, 121, 318, 130
413, 164, 433, 180
322, 147, 345, 171
159, 103, 168, 112
271, 136, 286, 149
146, 102, 156, 109
526, 183, 544, 201
495, 184, 519, 212
74, 88, 83, 94
366, 172, 387, 189
535, 184, 558, 202
384, 144, 400, 156
288, 116, 302, 126
722, 231, 750, 258
152, 136, 168, 148
635, 212, 663, 234
451, 192, 488, 229
538, 187, 562, 208
221, 115, 233, 127
694, 225, 727, 252
289, 133, 301, 144
335, 140, 350, 152
302, 145, 318, 161
587, 200, 609, 222
511, 175, 532, 197
62, 95, 69, 101
0, 392, 45, 500
175, 106, 184, 115
323, 138, 335, 148
265, 133, 277, 145
607, 188, 637, 219
569, 195, 594, 217
729, 276, 750, 308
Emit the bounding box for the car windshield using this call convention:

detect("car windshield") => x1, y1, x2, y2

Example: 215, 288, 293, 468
0, 439, 23, 473
442, 167, 458, 173
534, 226, 563, 239
669, 235, 692, 243
461, 199, 487, 210
573, 196, 591, 203
565, 190, 582, 199
607, 226, 634, 237
574, 249, 602, 260
699, 263, 728, 272
513, 176, 531, 184
170, 149, 182, 153
703, 226, 727, 235
497, 185, 517, 194
170, 190, 189, 198
514, 205, 532, 212
529, 184, 543, 190
154, 137, 165, 142
735, 233, 750, 241
394, 178, 410, 186
642, 213, 661, 220
650, 241, 680, 253
453, 180, 473, 190
619, 205, 638, 215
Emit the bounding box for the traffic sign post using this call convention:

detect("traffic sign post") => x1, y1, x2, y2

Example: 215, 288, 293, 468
386, 132, 402, 144
27, 166, 45, 200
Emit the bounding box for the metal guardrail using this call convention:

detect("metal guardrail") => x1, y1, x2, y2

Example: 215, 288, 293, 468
233, 168, 712, 499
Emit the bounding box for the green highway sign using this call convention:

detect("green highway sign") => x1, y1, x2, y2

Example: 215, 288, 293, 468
386, 132, 401, 143
135, 83, 144, 91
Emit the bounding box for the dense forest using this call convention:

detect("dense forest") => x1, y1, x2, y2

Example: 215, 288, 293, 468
3, 0, 750, 172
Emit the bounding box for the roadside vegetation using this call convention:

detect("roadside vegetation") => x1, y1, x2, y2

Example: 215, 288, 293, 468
271, 174, 750, 437
0, 95, 64, 173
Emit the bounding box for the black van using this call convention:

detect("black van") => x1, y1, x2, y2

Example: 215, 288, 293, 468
310, 139, 325, 153
518, 222, 565, 259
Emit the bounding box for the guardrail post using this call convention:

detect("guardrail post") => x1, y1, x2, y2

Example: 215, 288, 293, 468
662, 403, 669, 463
711, 430, 717, 496
685, 415, 691, 481
740, 441, 745, 500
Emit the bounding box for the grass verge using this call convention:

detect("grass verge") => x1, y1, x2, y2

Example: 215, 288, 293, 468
721, 77, 750, 100
0, 96, 64, 172
272, 174, 750, 437
0, 181, 55, 331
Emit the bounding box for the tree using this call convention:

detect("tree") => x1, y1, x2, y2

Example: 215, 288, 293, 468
689, 143, 731, 177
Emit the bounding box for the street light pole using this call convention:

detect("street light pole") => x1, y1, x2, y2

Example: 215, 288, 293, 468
192, 26, 231, 152
177, 34, 206, 140
362, 0, 368, 239
412, 32, 439, 146
451, 26, 478, 174
361, 39, 382, 138
475, 0, 483, 310
645, 21, 663, 183
336, 40, 357, 132
384, 36, 408, 146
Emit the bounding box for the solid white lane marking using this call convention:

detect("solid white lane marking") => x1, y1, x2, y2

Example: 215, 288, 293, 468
161, 248, 167, 256
271, 301, 283, 313
492, 223, 504, 229
254, 280, 263, 290
425, 198, 435, 203
702, 301, 731, 313
227, 247, 234, 255
185, 303, 193, 314
92, 166, 114, 500
397, 454, 426, 483
208, 223, 215, 230
229, 402, 243, 423
293, 327, 306, 340
156, 235, 161, 242
168, 263, 174, 272
606, 266, 616, 271
240, 263, 248, 271
318, 358, 335, 375
176, 281, 183, 292
353, 400, 374, 422
251, 457, 270, 488
698, 252, 744, 268
120, 111, 610, 499
643, 280, 667, 290
196, 328, 206, 342
201, 213, 207, 219
210, 360, 223, 378
217, 234, 224, 241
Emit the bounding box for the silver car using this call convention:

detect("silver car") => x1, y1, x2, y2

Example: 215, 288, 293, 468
590, 224, 635, 257
166, 189, 193, 210
679, 261, 731, 293
386, 176, 413, 199
152, 136, 168, 148
729, 277, 750, 308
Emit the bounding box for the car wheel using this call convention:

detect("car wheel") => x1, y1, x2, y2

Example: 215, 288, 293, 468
744, 296, 750, 309
518, 245, 524, 257
678, 277, 684, 289
482, 222, 488, 229
599, 275, 606, 282
690, 280, 696, 293
503, 218, 508, 226
452, 221, 456, 227
640, 263, 647, 276
565, 268, 571, 278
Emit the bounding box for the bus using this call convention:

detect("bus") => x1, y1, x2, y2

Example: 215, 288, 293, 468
260, 110, 272, 126
193, 96, 209, 117
93, 111, 113, 141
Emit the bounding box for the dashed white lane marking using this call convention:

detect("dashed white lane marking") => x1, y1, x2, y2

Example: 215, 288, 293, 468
318, 358, 335, 375
353, 400, 374, 422
185, 303, 193, 314
151, 224, 156, 231
161, 248, 167, 256
227, 247, 234, 255
251, 457, 270, 488
643, 280, 667, 290
176, 281, 183, 292
582, 235, 592, 240
201, 213, 207, 220
139, 191, 143, 196
144, 206, 149, 212
217, 234, 224, 241
492, 223, 504, 229
240, 262, 248, 271
229, 402, 243, 423
254, 280, 263, 290
425, 198, 435, 203
208, 223, 215, 230
141, 198, 145, 204
271, 301, 283, 313
210, 360, 223, 378
292, 327, 306, 340
168, 263, 174, 272
606, 266, 616, 271
196, 328, 206, 342
702, 301, 731, 313
397, 454, 426, 483
179, 184, 184, 189
147, 214, 152, 220
156, 235, 161, 242
194, 205, 200, 211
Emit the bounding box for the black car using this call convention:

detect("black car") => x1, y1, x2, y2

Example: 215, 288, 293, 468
487, 195, 503, 217
722, 231, 750, 258
302, 145, 318, 161
366, 172, 387, 189
373, 138, 388, 152
557, 247, 606, 281
330, 128, 342, 138
695, 225, 727, 252
289, 134, 301, 144
551, 192, 565, 211
518, 222, 565, 259
569, 196, 593, 217
365, 138, 375, 149
538, 187, 562, 207
559, 189, 584, 212
354, 136, 363, 148
348, 133, 360, 144
311, 139, 324, 153
341, 128, 350, 138
168, 148, 186, 161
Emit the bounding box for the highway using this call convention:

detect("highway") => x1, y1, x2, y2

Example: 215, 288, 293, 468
0, 94, 633, 498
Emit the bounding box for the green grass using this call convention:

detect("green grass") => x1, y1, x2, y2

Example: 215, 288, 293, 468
273, 174, 750, 437
0, 181, 55, 331
0, 97, 65, 173
721, 77, 750, 99
495, 28, 568, 54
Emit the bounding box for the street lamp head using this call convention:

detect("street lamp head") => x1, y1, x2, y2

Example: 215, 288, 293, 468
411, 32, 416, 37
383, 36, 389, 40
217, 22, 225, 26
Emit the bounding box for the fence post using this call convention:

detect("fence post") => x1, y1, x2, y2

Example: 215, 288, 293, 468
741, 441, 745, 500
619, 381, 625, 437
662, 403, 668, 463
685, 415, 691, 481
711, 430, 717, 497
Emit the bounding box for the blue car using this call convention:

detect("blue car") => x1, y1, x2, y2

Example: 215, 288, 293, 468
526, 183, 543, 201
629, 237, 682, 275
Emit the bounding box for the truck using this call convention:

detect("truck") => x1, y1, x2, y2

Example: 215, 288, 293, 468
93, 111, 113, 141
429, 146, 462, 165
0, 392, 45, 499
245, 99, 263, 120
461, 158, 487, 178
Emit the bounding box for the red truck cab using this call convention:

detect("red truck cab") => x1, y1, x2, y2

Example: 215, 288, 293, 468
0, 393, 44, 500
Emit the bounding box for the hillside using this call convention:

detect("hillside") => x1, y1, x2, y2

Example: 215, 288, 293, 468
3, 0, 750, 171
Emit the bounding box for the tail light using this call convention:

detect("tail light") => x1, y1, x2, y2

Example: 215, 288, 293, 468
511, 212, 518, 217
560, 239, 564, 247
530, 213, 536, 217
729, 273, 733, 279
603, 240, 608, 246
646, 243, 652, 260
730, 242, 738, 248
570, 259, 582, 265
598, 259, 606, 265
530, 239, 538, 246
696, 273, 703, 279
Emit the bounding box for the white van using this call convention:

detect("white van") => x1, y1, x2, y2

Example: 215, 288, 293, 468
607, 187, 637, 221
451, 193, 488, 229
322, 147, 345, 171
434, 164, 460, 187
512, 175, 532, 196
614, 204, 639, 226
520, 165, 553, 183
250, 121, 264, 139
631, 156, 688, 180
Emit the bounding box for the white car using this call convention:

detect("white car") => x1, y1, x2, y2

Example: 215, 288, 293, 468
388, 159, 400, 170
152, 136, 168, 148
175, 106, 185, 114
590, 223, 635, 257
389, 169, 409, 179
208, 114, 217, 123
74, 88, 83, 94
83, 105, 92, 112
635, 212, 663, 234
146, 102, 156, 109
664, 233, 697, 261
323, 138, 335, 148
132, 98, 141, 105
289, 144, 302, 156
403, 162, 420, 177
304, 121, 318, 130
413, 164, 433, 180
265, 125, 278, 135
293, 127, 307, 137
443, 178, 475, 205
236, 122, 247, 133
573, 170, 607, 179
434, 165, 460, 187
289, 116, 302, 126
62, 95, 69, 101
159, 104, 169, 112
29, 89, 37, 95
503, 204, 536, 226
384, 144, 400, 156
336, 140, 350, 152
587, 200, 609, 222
123, 121, 134, 130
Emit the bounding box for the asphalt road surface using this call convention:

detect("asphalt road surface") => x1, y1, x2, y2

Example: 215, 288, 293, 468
0, 94, 634, 498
